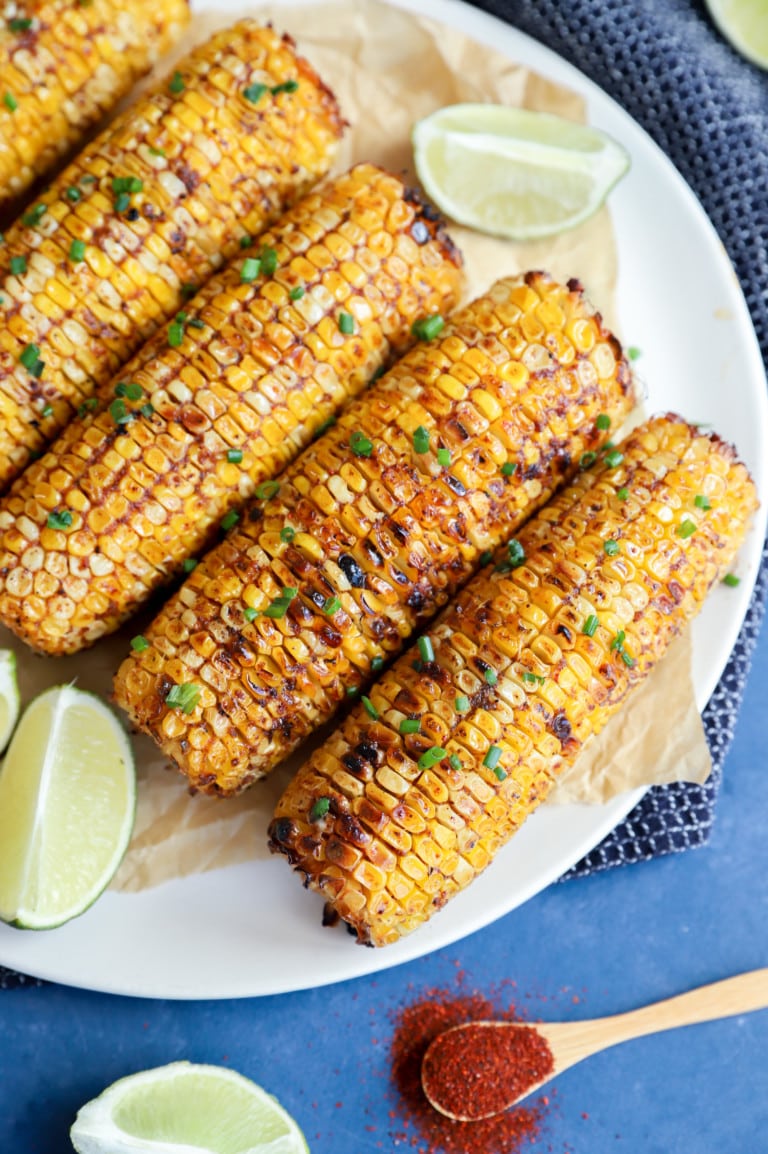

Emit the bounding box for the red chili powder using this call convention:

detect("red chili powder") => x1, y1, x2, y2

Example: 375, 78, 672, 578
388, 986, 551, 1153
422, 1022, 554, 1121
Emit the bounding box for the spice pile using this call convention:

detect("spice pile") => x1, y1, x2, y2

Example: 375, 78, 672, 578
388, 985, 552, 1153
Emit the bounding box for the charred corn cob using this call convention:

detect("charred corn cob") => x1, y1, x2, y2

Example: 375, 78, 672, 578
0, 164, 463, 656
0, 0, 189, 215
269, 415, 758, 946
0, 20, 344, 492
114, 272, 636, 795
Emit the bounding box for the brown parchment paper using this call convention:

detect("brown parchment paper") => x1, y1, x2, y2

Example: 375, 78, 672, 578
0, 0, 710, 895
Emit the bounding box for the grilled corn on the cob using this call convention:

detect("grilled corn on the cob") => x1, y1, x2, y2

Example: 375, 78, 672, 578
0, 164, 463, 656
0, 19, 344, 492
114, 272, 635, 795
0, 0, 189, 215
269, 415, 757, 946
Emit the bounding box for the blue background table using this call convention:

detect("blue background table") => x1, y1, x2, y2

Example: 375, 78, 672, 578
2, 627, 766, 1152
3, 0, 768, 1150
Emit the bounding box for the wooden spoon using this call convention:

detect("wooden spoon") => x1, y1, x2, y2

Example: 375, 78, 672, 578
422, 967, 768, 1121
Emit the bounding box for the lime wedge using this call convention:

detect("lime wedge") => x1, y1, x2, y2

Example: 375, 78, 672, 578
412, 103, 630, 240
0, 685, 135, 929
706, 0, 768, 68
0, 649, 20, 754
70, 1062, 310, 1154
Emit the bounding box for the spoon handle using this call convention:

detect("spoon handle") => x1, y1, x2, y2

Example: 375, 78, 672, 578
586, 967, 768, 1050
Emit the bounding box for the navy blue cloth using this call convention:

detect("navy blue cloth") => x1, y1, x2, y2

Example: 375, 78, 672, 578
468, 0, 768, 876
2, 0, 766, 990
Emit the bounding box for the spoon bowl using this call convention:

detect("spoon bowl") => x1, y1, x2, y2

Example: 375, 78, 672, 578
422, 967, 768, 1121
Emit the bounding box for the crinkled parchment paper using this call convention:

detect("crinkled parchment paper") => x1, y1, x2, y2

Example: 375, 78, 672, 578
0, 0, 710, 894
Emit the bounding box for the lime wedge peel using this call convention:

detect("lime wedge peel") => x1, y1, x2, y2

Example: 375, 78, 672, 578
413, 103, 631, 241
0, 649, 20, 755
70, 1062, 310, 1154
0, 684, 135, 930
706, 0, 768, 69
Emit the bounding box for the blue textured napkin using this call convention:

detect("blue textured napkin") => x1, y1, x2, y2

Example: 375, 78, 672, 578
2, 0, 766, 990
469, 0, 768, 877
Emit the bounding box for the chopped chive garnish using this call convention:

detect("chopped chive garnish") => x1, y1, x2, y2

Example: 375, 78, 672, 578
596, 413, 611, 431
243, 606, 258, 623
501, 461, 517, 476
677, 519, 696, 539
77, 397, 98, 417
22, 204, 46, 227
243, 82, 267, 104
182, 558, 197, 573
484, 669, 498, 686
411, 659, 423, 673
41, 404, 53, 418
346, 685, 359, 697
620, 650, 636, 667
112, 176, 143, 194
241, 257, 261, 283
271, 79, 300, 95
255, 480, 280, 500
610, 630, 626, 652
371, 656, 384, 673
8, 17, 33, 31
400, 718, 420, 734
280, 526, 295, 543
309, 796, 331, 822
449, 753, 462, 771
627, 346, 642, 361
580, 450, 597, 469
108, 398, 133, 425
169, 71, 185, 95
3, 92, 18, 112
46, 509, 72, 530
617, 487, 629, 500
19, 343, 41, 371
220, 510, 240, 531
168, 319, 184, 347
604, 450, 624, 468
412, 314, 444, 341
455, 695, 470, 714
125, 384, 142, 402
130, 635, 150, 652
181, 283, 196, 299
604, 539, 620, 557
227, 449, 243, 464
113, 192, 130, 214
694, 494, 711, 510
81, 175, 96, 184
350, 431, 373, 458
417, 636, 434, 663
496, 539, 525, 573
521, 671, 545, 685
69, 239, 86, 262
114, 382, 129, 396
479, 550, 492, 567
10, 255, 27, 276
483, 745, 502, 770
260, 246, 278, 277
65, 186, 82, 202
140, 403, 154, 419
338, 311, 354, 335
289, 285, 305, 301
437, 447, 451, 467
582, 614, 600, 637
413, 425, 430, 454
262, 587, 298, 619
239, 235, 252, 250
418, 746, 447, 770
723, 573, 740, 587
165, 682, 200, 714
362, 696, 379, 720
323, 596, 341, 615
188, 317, 205, 330
148, 145, 166, 158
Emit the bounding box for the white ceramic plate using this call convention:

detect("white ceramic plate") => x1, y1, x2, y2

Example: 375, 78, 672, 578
1, 0, 766, 999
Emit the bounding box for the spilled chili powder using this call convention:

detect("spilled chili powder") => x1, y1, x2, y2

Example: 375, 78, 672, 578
389, 985, 551, 1153
422, 1022, 554, 1121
